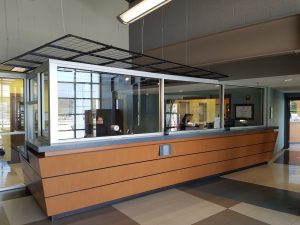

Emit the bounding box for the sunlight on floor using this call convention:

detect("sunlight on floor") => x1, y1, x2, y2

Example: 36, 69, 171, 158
0, 163, 25, 192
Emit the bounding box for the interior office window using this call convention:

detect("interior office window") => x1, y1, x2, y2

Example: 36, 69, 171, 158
57, 67, 160, 140
164, 81, 221, 132
224, 86, 264, 127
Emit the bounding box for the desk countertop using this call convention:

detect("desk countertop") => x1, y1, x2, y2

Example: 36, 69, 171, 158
26, 126, 278, 153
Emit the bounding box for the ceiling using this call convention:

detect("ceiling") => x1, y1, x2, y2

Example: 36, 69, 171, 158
225, 73, 300, 93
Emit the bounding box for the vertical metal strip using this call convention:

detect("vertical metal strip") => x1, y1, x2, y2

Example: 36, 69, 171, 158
137, 80, 141, 126
264, 87, 268, 127
41, 72, 45, 136
74, 69, 77, 138
49, 61, 59, 144
24, 77, 28, 142
220, 84, 225, 128
159, 78, 165, 133
37, 73, 41, 137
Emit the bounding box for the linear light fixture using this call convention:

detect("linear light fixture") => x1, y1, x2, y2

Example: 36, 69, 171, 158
11, 67, 26, 72
118, 0, 172, 25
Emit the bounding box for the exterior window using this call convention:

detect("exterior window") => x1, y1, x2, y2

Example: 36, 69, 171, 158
224, 86, 264, 127
27, 76, 39, 140
41, 72, 49, 138
57, 67, 160, 140
164, 81, 221, 132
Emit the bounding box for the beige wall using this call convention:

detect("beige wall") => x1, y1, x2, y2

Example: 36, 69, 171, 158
144, 15, 300, 67
176, 99, 217, 124
130, 0, 300, 53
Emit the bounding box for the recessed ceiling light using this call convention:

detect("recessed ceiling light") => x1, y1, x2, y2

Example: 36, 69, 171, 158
284, 78, 293, 82
11, 67, 26, 72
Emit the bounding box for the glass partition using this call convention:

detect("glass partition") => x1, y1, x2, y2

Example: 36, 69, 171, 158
25, 60, 267, 144
224, 85, 264, 127
27, 69, 49, 141
164, 80, 221, 132
27, 76, 39, 140
57, 67, 160, 140
0, 77, 25, 190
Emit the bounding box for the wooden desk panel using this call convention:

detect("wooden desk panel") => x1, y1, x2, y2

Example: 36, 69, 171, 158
38, 131, 277, 178
21, 130, 277, 217
42, 142, 274, 197
45, 152, 271, 216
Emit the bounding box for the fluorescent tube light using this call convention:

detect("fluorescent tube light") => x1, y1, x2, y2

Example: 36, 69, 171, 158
118, 0, 172, 25
11, 67, 26, 72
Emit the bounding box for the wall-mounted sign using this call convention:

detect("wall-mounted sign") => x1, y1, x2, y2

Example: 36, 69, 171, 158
235, 104, 254, 120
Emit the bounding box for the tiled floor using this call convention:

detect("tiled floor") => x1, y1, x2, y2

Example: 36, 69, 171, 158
289, 144, 300, 151
230, 202, 300, 225
222, 163, 300, 193
222, 144, 300, 194
0, 196, 47, 225
274, 144, 300, 165
1, 148, 300, 225
114, 189, 226, 225
0, 163, 25, 192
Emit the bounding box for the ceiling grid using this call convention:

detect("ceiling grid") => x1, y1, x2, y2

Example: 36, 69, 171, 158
0, 34, 228, 79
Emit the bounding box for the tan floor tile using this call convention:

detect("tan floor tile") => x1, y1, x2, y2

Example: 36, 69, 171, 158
0, 206, 10, 225
25, 206, 139, 225
222, 163, 300, 193
114, 189, 226, 225
0, 188, 30, 202
289, 144, 300, 152
0, 196, 47, 225
0, 163, 25, 191
179, 187, 239, 208
230, 202, 300, 225
192, 209, 269, 225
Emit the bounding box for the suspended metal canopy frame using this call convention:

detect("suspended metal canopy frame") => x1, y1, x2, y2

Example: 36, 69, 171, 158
125, 0, 136, 3
0, 34, 228, 79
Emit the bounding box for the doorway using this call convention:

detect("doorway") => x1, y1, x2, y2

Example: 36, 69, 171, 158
0, 77, 25, 191
284, 94, 300, 149
289, 100, 300, 144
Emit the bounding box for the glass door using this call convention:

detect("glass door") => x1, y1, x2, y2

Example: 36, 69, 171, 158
289, 100, 300, 144
0, 77, 25, 191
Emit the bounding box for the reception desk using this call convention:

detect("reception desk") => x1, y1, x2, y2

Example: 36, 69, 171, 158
21, 128, 277, 217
